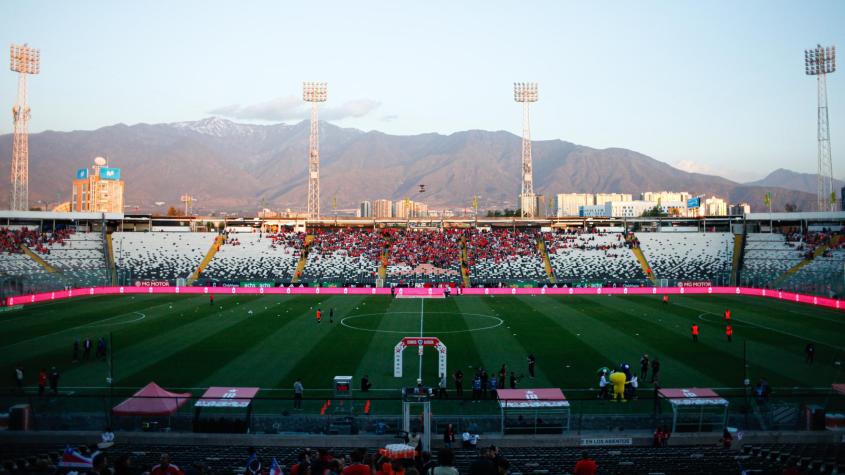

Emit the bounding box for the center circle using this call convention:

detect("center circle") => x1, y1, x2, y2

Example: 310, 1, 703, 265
340, 311, 503, 334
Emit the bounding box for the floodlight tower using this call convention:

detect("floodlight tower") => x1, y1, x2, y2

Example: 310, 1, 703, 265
303, 82, 327, 219
805, 44, 836, 211
514, 82, 538, 217
9, 44, 40, 211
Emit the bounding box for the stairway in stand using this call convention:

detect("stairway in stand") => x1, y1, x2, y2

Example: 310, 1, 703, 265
291, 235, 315, 284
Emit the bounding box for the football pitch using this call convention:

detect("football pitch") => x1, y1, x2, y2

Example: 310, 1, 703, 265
1, 293, 843, 399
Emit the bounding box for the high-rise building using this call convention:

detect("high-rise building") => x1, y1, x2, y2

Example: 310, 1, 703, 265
71, 157, 124, 213
372, 199, 393, 218
359, 200, 372, 218
729, 203, 751, 216
703, 196, 728, 216
555, 193, 594, 217
606, 200, 658, 218
595, 193, 633, 206
642, 191, 692, 204
412, 201, 428, 218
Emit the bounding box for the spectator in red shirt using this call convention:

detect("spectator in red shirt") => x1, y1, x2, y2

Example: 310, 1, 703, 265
342, 449, 371, 475
38, 368, 47, 396
150, 453, 184, 475
572, 452, 597, 475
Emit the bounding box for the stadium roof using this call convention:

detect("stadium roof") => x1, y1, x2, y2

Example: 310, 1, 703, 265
0, 210, 124, 220
745, 211, 845, 221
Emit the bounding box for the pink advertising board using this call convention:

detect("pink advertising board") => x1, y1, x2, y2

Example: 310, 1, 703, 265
4, 285, 844, 311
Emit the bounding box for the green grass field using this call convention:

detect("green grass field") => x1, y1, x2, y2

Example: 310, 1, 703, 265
2, 294, 844, 400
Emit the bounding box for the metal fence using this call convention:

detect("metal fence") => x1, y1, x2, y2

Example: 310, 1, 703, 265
3, 388, 843, 435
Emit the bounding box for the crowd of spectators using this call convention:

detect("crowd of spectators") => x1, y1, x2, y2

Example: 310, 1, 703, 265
387, 228, 463, 273
269, 232, 306, 252
309, 228, 385, 261
466, 228, 538, 267
0, 227, 75, 255
543, 229, 639, 259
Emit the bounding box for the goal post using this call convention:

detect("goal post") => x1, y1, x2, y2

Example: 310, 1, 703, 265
394, 337, 447, 378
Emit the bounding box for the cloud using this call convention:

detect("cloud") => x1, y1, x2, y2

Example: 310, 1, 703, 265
210, 96, 380, 122
673, 159, 719, 175
380, 114, 399, 122
322, 99, 381, 121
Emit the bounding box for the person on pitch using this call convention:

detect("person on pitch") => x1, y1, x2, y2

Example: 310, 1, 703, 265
316, 307, 322, 323
510, 371, 519, 389
691, 323, 699, 342
640, 354, 649, 380
724, 309, 731, 322
805, 342, 815, 364
725, 324, 733, 342
454, 369, 464, 399
329, 307, 335, 323
498, 364, 507, 387
527, 353, 536, 379
361, 375, 372, 392
662, 295, 669, 305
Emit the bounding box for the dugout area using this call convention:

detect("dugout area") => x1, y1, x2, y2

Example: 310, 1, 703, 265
497, 388, 571, 434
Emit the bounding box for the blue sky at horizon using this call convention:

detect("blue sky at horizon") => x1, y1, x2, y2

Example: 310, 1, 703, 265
1, 0, 844, 182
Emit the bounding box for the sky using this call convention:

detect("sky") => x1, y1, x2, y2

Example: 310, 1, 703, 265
1, 0, 844, 182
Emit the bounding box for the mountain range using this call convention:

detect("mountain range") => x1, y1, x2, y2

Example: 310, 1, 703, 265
0, 117, 827, 213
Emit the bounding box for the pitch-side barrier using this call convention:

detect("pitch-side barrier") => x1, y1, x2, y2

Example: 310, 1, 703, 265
4, 285, 844, 311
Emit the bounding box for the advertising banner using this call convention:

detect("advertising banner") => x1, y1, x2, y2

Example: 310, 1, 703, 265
678, 281, 712, 287
75, 168, 89, 180
240, 281, 274, 288
687, 197, 701, 208
100, 167, 121, 180
5, 286, 844, 311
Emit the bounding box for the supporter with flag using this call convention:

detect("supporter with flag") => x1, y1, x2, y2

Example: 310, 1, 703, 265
245, 447, 263, 475
270, 457, 284, 475
59, 446, 95, 470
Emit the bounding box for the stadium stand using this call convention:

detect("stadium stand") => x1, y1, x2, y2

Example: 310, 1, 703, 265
740, 233, 806, 286
636, 232, 734, 284
468, 228, 547, 284
544, 230, 646, 283
201, 232, 304, 283
300, 228, 383, 284
2, 441, 839, 475
112, 232, 218, 283
33, 231, 109, 287
386, 229, 463, 284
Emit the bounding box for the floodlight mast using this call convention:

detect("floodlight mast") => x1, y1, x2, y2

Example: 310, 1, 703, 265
9, 43, 40, 211
805, 44, 836, 211
303, 82, 327, 219
514, 82, 538, 217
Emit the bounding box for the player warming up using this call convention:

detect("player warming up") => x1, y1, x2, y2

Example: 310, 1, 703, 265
691, 324, 699, 342
315, 308, 322, 323
725, 324, 733, 342
527, 353, 536, 379
724, 309, 731, 322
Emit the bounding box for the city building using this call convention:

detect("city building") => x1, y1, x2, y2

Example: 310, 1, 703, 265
729, 203, 751, 216
71, 157, 124, 213
703, 196, 728, 216
359, 200, 372, 218
393, 199, 428, 218
606, 200, 658, 218
595, 193, 633, 206
372, 199, 393, 218
641, 191, 692, 204
658, 201, 688, 217
555, 193, 594, 217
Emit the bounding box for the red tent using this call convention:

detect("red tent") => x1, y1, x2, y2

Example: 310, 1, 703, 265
112, 382, 191, 416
